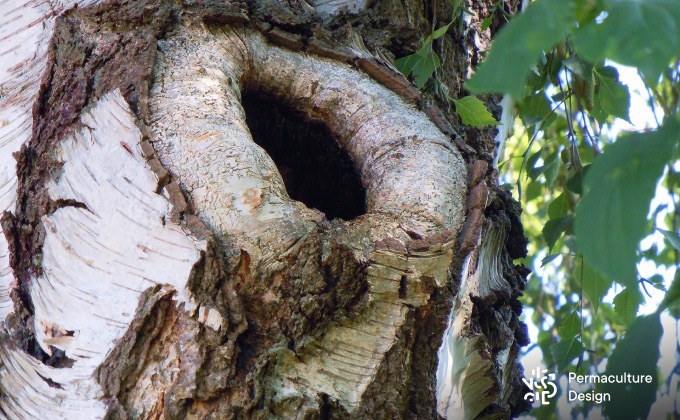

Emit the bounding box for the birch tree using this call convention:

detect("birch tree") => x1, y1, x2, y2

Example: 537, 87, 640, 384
0, 0, 530, 418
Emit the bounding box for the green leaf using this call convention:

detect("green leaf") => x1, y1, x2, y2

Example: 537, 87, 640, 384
550, 91, 567, 102
412, 50, 440, 88
575, 119, 680, 287
430, 22, 453, 41
453, 96, 500, 127
559, 311, 581, 339
593, 67, 631, 123
548, 193, 569, 219
547, 54, 564, 86
450, 0, 463, 13
543, 215, 573, 251
551, 337, 585, 372
394, 44, 442, 89
394, 53, 420, 77
576, 259, 613, 312
596, 65, 619, 80
614, 287, 643, 325
518, 93, 552, 125
647, 274, 666, 292
655, 246, 677, 267
660, 271, 680, 312
541, 253, 561, 267
565, 165, 589, 195
481, 15, 493, 31
572, 0, 680, 82
466, 0, 574, 97
526, 149, 544, 180
562, 54, 594, 80
658, 228, 680, 252
543, 153, 560, 186
500, 182, 513, 192
589, 100, 609, 124
602, 314, 663, 420
573, 0, 605, 24
526, 66, 548, 94
525, 180, 542, 201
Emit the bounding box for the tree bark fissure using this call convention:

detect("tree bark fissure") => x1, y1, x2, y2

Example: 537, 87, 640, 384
0, 0, 530, 418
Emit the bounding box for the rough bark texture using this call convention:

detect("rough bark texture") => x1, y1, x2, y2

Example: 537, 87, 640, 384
0, 0, 530, 418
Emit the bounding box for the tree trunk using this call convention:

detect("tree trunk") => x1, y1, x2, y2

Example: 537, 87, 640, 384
0, 0, 530, 418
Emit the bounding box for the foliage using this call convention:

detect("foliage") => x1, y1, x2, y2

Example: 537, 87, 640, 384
576, 120, 680, 288
465, 0, 680, 417
466, 0, 573, 98
452, 96, 500, 127
394, 0, 680, 415
601, 313, 663, 419
395, 21, 451, 89
394, 5, 500, 126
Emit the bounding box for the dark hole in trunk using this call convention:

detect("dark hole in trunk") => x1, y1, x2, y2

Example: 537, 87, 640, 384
242, 90, 366, 221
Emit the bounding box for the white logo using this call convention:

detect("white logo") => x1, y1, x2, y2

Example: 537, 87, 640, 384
522, 367, 557, 405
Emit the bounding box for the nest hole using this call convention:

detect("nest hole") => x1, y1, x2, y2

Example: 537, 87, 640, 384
242, 90, 366, 221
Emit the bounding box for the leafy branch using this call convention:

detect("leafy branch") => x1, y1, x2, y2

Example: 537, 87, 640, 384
466, 0, 680, 417
393, 10, 499, 127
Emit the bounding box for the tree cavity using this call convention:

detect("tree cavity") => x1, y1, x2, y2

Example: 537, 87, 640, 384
242, 90, 366, 221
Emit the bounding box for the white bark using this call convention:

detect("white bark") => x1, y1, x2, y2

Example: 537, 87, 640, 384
437, 222, 516, 419
148, 22, 466, 413
273, 240, 456, 412
35, 91, 206, 360
0, 0, 53, 321
312, 0, 368, 21
0, 2, 526, 418
1, 89, 206, 418
150, 24, 466, 264
0, 0, 107, 320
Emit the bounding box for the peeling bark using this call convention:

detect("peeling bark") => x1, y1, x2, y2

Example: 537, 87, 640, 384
0, 0, 530, 418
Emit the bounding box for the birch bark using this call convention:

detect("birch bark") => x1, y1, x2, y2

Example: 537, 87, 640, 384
0, 0, 530, 418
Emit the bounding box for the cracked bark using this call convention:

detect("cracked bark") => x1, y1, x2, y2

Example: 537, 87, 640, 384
0, 0, 530, 418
